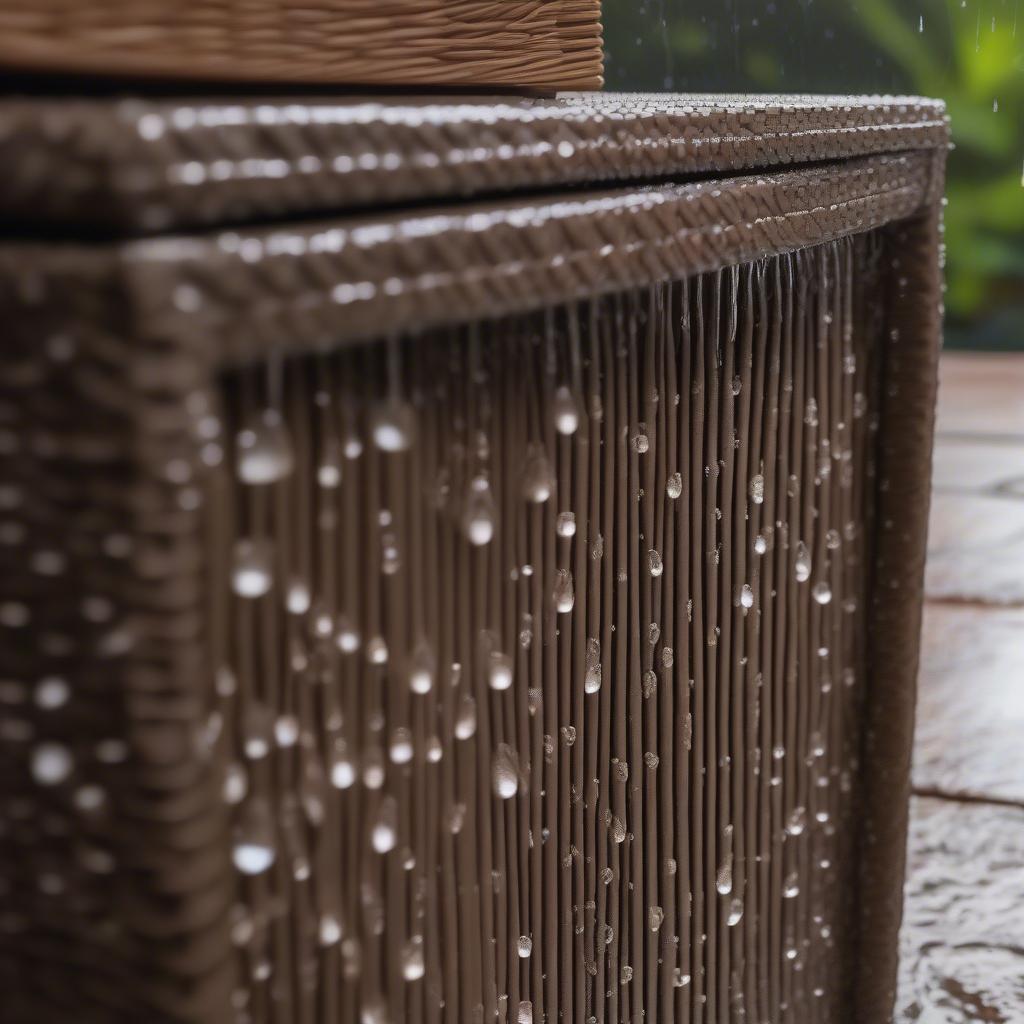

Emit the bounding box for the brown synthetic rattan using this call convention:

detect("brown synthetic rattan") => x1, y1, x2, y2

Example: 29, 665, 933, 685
0, 95, 946, 1024
0, 94, 948, 232
0, 1, 603, 91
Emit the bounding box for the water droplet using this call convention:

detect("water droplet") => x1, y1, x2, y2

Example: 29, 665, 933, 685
522, 445, 555, 503
740, 584, 754, 609
584, 638, 602, 694
749, 474, 764, 504
782, 872, 800, 898
34, 676, 69, 710
334, 615, 360, 653
389, 727, 413, 765
236, 409, 294, 485
621, 965, 634, 984
232, 538, 274, 598
731, 375, 742, 396
31, 742, 73, 785
242, 702, 273, 759
402, 935, 425, 981
518, 1000, 533, 1024
812, 582, 832, 605
274, 714, 299, 748
317, 442, 342, 488
754, 534, 768, 555
666, 472, 683, 499
794, 542, 812, 583
553, 386, 580, 435
787, 806, 807, 837
648, 622, 660, 646
455, 694, 477, 739
329, 747, 357, 789
553, 569, 575, 613
631, 427, 650, 454
673, 969, 691, 988
716, 824, 734, 894
488, 651, 514, 691
366, 637, 389, 665
727, 898, 744, 926
556, 511, 576, 537
371, 795, 398, 853
286, 579, 311, 615
648, 549, 664, 577
649, 905, 664, 931
233, 798, 276, 874
609, 816, 626, 843
518, 934, 533, 958
644, 751, 659, 770
319, 914, 342, 946
408, 641, 434, 694
463, 476, 496, 545
371, 400, 415, 452
561, 725, 576, 746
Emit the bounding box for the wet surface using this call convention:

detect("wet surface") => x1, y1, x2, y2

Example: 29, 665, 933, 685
898, 798, 1024, 1023
914, 606, 1024, 803
899, 353, 1024, 1022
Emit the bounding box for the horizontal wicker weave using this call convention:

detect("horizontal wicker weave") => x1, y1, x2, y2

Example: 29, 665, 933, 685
0, 94, 948, 232
0, 0, 603, 90
0, 95, 946, 1024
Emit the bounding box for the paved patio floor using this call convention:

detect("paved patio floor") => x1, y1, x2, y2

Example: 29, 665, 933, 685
896, 353, 1024, 1022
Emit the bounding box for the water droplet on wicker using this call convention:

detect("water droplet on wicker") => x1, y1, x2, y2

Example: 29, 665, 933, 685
34, 676, 69, 710
783, 872, 800, 898
319, 914, 342, 946
610, 816, 626, 843
518, 1000, 533, 1024
232, 539, 274, 598
317, 443, 342, 488
389, 727, 413, 764
371, 400, 415, 452
464, 476, 496, 545
553, 386, 580, 435
330, 749, 356, 789
274, 714, 299, 748
335, 616, 360, 653
408, 641, 434, 694
237, 409, 294, 485
584, 638, 602, 694
286, 579, 310, 615
673, 969, 691, 988
522, 446, 554, 503
787, 806, 807, 836
740, 584, 754, 608
631, 429, 650, 454
749, 474, 764, 504
648, 549, 663, 577
648, 622, 660, 646
727, 898, 744, 926
556, 511, 576, 537
233, 799, 276, 874
794, 542, 812, 583
366, 637, 389, 665
621, 965, 634, 984
812, 582, 832, 605
242, 702, 273, 759
402, 936, 425, 981
649, 905, 664, 931
667, 472, 683, 499
455, 694, 477, 739
371, 795, 398, 853
488, 651, 514, 691
515, 934, 532, 958
754, 534, 768, 555
553, 569, 575, 612
31, 742, 73, 785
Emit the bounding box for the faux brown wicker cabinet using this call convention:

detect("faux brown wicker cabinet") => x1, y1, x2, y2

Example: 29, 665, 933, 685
0, 94, 947, 1024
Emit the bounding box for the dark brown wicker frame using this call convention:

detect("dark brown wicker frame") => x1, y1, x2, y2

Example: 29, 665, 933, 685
0, 94, 947, 1024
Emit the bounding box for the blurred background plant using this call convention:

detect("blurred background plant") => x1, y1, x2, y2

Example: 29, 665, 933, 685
603, 0, 1024, 350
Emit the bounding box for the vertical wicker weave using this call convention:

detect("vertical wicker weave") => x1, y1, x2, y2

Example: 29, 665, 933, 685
0, 95, 947, 1024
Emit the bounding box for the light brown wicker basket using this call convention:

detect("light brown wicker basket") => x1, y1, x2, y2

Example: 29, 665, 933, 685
0, 0, 604, 90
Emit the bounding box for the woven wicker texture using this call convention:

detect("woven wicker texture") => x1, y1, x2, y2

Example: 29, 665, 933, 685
0, 94, 947, 232
0, 1, 603, 90
0, 93, 946, 1024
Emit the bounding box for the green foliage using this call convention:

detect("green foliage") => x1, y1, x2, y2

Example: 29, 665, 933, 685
603, 0, 1024, 345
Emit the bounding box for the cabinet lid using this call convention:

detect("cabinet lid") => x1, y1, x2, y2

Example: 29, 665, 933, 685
0, 93, 948, 235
